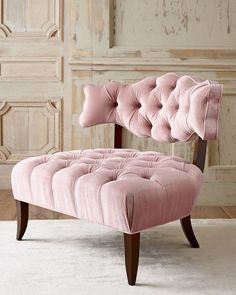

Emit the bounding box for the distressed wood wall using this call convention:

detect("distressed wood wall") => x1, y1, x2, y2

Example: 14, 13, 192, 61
0, 0, 236, 206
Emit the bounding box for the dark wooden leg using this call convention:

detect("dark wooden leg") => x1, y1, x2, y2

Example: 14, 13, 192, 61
16, 200, 29, 241
124, 232, 140, 285
180, 215, 199, 248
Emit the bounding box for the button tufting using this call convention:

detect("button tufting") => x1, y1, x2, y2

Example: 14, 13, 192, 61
170, 83, 176, 90
12, 145, 204, 235
114, 102, 118, 107
80, 73, 222, 142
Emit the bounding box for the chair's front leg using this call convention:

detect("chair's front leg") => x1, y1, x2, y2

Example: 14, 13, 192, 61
180, 215, 199, 248
16, 200, 29, 241
123, 232, 140, 285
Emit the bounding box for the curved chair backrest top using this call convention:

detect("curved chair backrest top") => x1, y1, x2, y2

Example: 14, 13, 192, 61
79, 73, 223, 143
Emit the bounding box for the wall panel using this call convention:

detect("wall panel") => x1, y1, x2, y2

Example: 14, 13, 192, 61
0, 99, 61, 162
0, 57, 62, 81
0, 0, 61, 38
114, 0, 236, 48
0, 0, 67, 191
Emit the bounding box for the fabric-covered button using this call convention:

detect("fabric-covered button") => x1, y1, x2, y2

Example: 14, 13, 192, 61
165, 123, 171, 130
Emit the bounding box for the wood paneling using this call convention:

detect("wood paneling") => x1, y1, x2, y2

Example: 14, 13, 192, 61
114, 0, 236, 48
0, 99, 61, 162
0, 0, 61, 38
0, 0, 67, 193
0, 57, 62, 81
209, 94, 236, 166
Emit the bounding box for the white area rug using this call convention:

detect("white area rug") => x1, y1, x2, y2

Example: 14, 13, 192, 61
0, 219, 236, 295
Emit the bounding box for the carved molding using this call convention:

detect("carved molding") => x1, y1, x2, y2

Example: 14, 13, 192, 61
0, 0, 61, 39
0, 98, 62, 163
0, 146, 10, 161
0, 23, 11, 37
0, 101, 10, 115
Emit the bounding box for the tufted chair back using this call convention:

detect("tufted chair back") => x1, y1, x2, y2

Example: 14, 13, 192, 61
80, 73, 223, 143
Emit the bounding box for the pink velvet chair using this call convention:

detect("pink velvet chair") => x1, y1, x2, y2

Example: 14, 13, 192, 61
12, 73, 223, 285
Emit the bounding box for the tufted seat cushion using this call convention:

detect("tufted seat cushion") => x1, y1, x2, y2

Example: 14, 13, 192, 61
12, 148, 202, 234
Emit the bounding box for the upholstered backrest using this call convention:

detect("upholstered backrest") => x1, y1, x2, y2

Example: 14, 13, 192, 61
79, 73, 223, 143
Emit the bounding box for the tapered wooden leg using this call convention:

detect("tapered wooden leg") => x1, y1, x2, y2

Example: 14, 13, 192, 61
124, 232, 140, 285
16, 200, 29, 241
180, 215, 199, 248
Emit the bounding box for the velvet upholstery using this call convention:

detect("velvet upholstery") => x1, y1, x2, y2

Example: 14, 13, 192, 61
12, 149, 202, 233
11, 73, 223, 234
80, 73, 222, 142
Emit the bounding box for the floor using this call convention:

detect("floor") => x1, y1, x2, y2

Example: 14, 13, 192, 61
1, 189, 236, 220
1, 219, 236, 295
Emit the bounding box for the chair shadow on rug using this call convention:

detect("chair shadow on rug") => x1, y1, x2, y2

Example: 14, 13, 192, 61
12, 73, 223, 285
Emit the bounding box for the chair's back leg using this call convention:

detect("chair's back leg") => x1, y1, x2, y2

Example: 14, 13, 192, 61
124, 232, 140, 285
180, 215, 199, 248
16, 200, 29, 241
